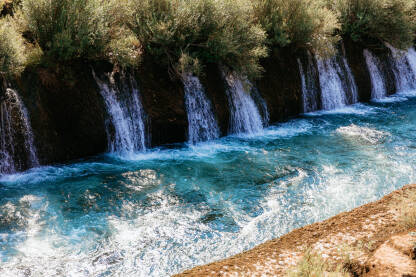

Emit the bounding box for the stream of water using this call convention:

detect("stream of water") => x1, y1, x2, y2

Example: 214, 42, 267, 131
1, 89, 416, 276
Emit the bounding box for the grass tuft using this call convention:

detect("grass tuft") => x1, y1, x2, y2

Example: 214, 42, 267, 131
392, 189, 416, 230
286, 249, 350, 277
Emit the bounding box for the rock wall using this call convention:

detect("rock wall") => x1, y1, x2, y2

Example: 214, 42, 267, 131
135, 57, 187, 146
256, 48, 303, 122
15, 62, 108, 165
343, 38, 373, 102
2, 40, 405, 170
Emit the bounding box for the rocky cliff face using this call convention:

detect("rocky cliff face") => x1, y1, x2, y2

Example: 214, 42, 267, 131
136, 57, 187, 146
2, 41, 404, 170
343, 38, 373, 102
255, 48, 303, 122
16, 62, 108, 165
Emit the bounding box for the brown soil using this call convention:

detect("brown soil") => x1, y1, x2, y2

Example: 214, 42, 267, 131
175, 184, 416, 277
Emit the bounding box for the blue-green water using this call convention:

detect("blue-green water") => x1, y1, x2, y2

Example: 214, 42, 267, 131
1, 92, 416, 276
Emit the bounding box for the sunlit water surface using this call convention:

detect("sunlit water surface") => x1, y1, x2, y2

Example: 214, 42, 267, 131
1, 91, 416, 276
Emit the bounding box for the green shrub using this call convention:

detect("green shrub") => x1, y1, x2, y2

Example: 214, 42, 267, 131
19, 0, 140, 66
253, 0, 340, 57
330, 0, 416, 49
0, 16, 26, 75
126, 0, 267, 78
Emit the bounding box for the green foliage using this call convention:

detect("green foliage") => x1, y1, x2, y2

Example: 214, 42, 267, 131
21, 0, 105, 62
330, 0, 416, 49
19, 0, 140, 66
253, 0, 340, 57
126, 0, 267, 78
1, 0, 415, 76
0, 16, 26, 75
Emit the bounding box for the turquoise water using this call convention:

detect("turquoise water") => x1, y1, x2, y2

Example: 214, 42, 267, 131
1, 92, 416, 276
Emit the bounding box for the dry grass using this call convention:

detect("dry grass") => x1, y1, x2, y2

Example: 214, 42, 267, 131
392, 189, 416, 230
286, 249, 350, 277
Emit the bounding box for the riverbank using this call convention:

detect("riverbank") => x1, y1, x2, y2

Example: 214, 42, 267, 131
176, 184, 416, 276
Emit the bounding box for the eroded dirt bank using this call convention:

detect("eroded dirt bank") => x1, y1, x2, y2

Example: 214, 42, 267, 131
176, 184, 416, 276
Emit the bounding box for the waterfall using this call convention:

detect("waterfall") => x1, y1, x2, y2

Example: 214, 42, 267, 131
363, 49, 387, 99
183, 74, 220, 144
93, 71, 147, 156
386, 44, 416, 92
316, 55, 358, 110
317, 58, 346, 110
297, 53, 320, 112
342, 57, 359, 104
223, 72, 264, 135
407, 48, 416, 79
0, 89, 39, 174
251, 86, 270, 127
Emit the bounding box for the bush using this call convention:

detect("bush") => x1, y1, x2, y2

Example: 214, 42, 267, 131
126, 0, 267, 78
1, 0, 16, 17
0, 16, 26, 75
330, 0, 416, 49
19, 0, 140, 66
253, 0, 340, 57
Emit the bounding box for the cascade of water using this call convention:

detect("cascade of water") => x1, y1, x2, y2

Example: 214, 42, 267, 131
0, 89, 39, 174
342, 57, 359, 104
297, 53, 320, 112
407, 48, 416, 79
363, 49, 387, 99
251, 86, 270, 127
386, 44, 416, 92
316, 57, 347, 110
298, 58, 307, 110
93, 71, 147, 155
183, 74, 220, 144
223, 72, 264, 135
316, 54, 358, 110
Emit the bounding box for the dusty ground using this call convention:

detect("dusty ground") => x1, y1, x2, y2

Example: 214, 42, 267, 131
175, 184, 416, 277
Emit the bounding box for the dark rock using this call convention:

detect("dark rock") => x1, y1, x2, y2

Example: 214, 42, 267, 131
255, 48, 303, 123
136, 56, 187, 146
16, 61, 108, 165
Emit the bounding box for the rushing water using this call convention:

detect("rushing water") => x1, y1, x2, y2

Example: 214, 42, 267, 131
93, 72, 147, 156
1, 89, 416, 276
224, 72, 264, 135
386, 45, 416, 92
364, 49, 388, 99
298, 54, 320, 113
407, 48, 416, 80
316, 56, 358, 110
339, 57, 359, 104
0, 89, 39, 174
183, 74, 220, 144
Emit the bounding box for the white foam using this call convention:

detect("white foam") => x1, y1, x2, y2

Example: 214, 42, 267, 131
261, 120, 313, 139
336, 124, 389, 144
305, 103, 375, 116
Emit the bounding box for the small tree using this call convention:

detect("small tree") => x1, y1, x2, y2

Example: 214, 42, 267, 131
253, 0, 340, 57
126, 0, 268, 78
330, 0, 416, 49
